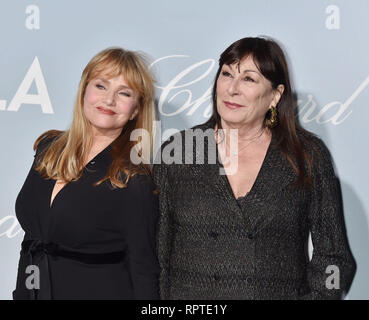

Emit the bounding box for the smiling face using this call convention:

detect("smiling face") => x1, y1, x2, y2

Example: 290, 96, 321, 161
83, 75, 139, 136
216, 55, 283, 129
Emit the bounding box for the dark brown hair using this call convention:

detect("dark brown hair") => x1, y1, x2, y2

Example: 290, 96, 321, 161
206, 37, 314, 186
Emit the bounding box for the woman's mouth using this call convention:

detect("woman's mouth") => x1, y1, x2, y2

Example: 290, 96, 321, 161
224, 101, 246, 109
96, 106, 116, 115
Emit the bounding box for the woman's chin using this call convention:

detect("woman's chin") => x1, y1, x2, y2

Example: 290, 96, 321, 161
219, 113, 246, 127
90, 122, 124, 133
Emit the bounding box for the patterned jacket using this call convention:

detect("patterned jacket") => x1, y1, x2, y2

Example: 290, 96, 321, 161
152, 121, 356, 299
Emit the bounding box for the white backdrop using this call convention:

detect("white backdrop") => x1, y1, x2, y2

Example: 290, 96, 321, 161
0, 0, 368, 299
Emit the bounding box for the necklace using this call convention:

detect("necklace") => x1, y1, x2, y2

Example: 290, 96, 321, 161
232, 128, 265, 156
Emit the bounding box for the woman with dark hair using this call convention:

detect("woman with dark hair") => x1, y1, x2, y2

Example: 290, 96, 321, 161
13, 48, 159, 299
153, 37, 356, 299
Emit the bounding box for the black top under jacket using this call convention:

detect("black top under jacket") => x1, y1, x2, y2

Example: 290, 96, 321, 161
13, 135, 160, 300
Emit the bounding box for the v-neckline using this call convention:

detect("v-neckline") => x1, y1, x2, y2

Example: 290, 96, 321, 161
49, 180, 68, 209
48, 142, 113, 209
216, 130, 274, 204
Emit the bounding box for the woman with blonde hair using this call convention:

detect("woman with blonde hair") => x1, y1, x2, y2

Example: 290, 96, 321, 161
13, 47, 159, 299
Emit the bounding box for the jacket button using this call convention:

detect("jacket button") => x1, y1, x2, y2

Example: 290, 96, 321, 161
298, 287, 310, 296
209, 231, 219, 239
247, 277, 253, 285
213, 273, 220, 281
247, 233, 254, 240
90, 161, 96, 165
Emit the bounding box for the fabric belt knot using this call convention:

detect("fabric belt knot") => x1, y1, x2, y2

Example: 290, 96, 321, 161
27, 241, 59, 256
21, 239, 54, 300
20, 239, 126, 300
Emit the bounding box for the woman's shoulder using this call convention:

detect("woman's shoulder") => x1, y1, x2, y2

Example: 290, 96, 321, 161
158, 121, 214, 152
125, 173, 157, 197
130, 172, 154, 184
33, 129, 63, 156
298, 129, 330, 154
297, 129, 335, 171
154, 121, 214, 169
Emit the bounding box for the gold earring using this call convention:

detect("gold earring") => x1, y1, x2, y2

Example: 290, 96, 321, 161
265, 106, 278, 128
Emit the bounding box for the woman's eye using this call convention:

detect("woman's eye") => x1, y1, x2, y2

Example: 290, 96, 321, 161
119, 92, 131, 97
96, 84, 105, 89
244, 76, 255, 82
221, 71, 232, 77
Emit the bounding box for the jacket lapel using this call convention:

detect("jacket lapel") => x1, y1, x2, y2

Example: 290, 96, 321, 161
212, 132, 297, 231
244, 136, 297, 233
203, 129, 246, 221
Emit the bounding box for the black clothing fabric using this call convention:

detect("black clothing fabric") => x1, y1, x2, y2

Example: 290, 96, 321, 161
13, 136, 160, 300
153, 121, 356, 300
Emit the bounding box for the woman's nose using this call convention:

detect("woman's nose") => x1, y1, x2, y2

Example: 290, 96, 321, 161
227, 79, 240, 96
104, 90, 116, 106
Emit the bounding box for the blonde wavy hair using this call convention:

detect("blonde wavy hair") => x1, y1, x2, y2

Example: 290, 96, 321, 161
34, 47, 156, 188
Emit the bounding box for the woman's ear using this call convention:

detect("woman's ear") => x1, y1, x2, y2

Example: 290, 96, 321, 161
129, 106, 139, 121
272, 84, 285, 106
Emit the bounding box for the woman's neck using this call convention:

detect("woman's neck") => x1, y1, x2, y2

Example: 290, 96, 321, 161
217, 119, 271, 144
85, 127, 121, 163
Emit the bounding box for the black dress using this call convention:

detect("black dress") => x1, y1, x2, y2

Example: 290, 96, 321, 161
13, 136, 160, 300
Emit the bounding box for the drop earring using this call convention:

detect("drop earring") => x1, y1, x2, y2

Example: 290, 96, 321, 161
265, 106, 278, 128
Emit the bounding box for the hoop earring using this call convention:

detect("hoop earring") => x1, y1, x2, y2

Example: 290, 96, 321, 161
265, 106, 278, 128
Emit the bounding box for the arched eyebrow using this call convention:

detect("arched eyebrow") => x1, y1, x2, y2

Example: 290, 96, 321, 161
241, 69, 260, 74
95, 78, 110, 84
223, 64, 260, 75
95, 78, 132, 90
